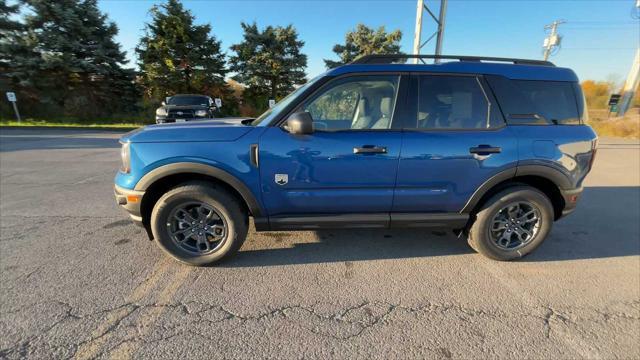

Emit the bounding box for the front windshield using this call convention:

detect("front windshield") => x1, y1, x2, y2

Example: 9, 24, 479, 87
168, 96, 209, 106
252, 75, 323, 126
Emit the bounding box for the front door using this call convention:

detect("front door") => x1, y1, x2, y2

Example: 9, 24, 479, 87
259, 74, 405, 220
392, 74, 518, 214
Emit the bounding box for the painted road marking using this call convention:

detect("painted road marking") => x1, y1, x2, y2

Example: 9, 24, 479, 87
107, 265, 192, 359
75, 259, 177, 360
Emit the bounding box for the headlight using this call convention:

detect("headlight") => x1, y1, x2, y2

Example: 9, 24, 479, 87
120, 142, 131, 173
195, 109, 207, 117
156, 108, 168, 116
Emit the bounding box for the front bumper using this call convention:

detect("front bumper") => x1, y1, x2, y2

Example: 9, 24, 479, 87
156, 116, 207, 124
114, 184, 145, 226
559, 187, 583, 218
156, 116, 193, 124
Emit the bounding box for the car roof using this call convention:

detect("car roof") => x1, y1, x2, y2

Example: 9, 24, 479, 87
326, 62, 579, 82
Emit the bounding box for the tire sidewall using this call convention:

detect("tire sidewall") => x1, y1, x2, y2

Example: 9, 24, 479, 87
151, 185, 246, 266
471, 187, 554, 260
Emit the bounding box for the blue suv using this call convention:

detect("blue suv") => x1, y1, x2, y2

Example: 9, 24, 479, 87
114, 55, 597, 266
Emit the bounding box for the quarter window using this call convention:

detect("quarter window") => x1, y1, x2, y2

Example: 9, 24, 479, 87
411, 75, 497, 129
486, 76, 580, 125
301, 75, 400, 131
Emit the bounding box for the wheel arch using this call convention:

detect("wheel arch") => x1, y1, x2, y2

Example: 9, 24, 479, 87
462, 166, 570, 220
136, 163, 264, 238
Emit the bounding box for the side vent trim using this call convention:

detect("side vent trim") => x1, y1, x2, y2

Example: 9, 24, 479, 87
250, 144, 259, 168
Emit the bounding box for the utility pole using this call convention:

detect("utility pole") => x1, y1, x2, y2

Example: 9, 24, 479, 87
616, 46, 640, 117
615, 0, 640, 116
542, 19, 566, 61
413, 0, 448, 64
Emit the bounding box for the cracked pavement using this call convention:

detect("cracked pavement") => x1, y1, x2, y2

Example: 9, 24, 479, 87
1, 128, 639, 359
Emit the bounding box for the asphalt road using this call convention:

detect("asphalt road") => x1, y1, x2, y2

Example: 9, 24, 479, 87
1, 128, 639, 359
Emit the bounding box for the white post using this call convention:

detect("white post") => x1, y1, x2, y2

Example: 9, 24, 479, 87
12, 102, 21, 123
616, 48, 640, 117
413, 0, 424, 64
434, 0, 448, 63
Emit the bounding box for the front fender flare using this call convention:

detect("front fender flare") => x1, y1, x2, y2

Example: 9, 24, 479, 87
135, 162, 264, 217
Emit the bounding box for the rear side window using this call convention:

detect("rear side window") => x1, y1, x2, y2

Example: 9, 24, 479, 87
409, 75, 503, 129
486, 76, 581, 125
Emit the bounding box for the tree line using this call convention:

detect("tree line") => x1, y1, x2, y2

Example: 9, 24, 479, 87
0, 0, 403, 122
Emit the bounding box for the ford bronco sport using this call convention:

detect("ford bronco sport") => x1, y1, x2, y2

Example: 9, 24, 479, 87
115, 55, 597, 266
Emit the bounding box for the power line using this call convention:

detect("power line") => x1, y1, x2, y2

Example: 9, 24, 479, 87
562, 47, 636, 50
566, 20, 637, 24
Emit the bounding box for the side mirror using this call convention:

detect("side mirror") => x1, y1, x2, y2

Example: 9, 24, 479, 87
161, 101, 166, 106
286, 111, 314, 135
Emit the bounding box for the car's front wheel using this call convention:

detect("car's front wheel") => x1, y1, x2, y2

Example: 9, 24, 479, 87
150, 182, 248, 266
468, 185, 554, 261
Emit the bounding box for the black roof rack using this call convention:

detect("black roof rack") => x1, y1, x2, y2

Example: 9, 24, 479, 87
352, 54, 555, 67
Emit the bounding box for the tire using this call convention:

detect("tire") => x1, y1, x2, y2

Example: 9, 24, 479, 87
467, 185, 554, 261
150, 182, 248, 266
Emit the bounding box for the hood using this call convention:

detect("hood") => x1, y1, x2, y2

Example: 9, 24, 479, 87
162, 104, 209, 110
121, 118, 255, 143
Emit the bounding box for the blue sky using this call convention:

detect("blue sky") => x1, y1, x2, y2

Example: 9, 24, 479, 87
98, 0, 640, 83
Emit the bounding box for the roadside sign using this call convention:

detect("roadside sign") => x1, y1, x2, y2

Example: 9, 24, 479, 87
268, 99, 276, 108
214, 98, 222, 108
6, 91, 20, 122
608, 94, 621, 106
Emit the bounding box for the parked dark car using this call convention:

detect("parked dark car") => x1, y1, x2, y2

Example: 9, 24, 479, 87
155, 94, 216, 124
116, 55, 597, 266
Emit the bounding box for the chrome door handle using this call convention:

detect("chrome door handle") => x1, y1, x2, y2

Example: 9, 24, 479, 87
353, 146, 387, 154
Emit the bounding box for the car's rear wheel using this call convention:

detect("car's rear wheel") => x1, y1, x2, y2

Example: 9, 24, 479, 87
150, 182, 248, 266
468, 185, 554, 261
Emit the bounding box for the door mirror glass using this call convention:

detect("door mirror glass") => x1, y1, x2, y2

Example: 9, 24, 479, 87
286, 111, 314, 135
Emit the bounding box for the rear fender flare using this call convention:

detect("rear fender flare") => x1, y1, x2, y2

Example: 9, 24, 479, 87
461, 164, 572, 214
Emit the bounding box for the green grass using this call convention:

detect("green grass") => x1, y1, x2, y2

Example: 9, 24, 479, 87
0, 119, 145, 129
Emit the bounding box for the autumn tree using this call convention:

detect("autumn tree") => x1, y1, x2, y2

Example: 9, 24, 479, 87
581, 80, 614, 109
229, 22, 307, 114
324, 24, 402, 68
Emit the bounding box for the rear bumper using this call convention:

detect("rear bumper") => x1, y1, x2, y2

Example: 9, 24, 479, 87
114, 184, 145, 226
559, 187, 583, 218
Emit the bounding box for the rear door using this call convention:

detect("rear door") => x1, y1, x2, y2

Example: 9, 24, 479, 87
259, 74, 406, 219
392, 73, 518, 214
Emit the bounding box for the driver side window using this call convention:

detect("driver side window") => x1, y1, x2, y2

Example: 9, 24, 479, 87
302, 75, 400, 131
